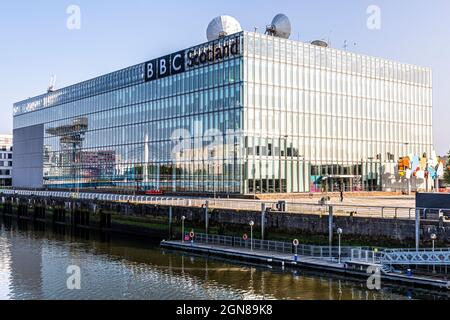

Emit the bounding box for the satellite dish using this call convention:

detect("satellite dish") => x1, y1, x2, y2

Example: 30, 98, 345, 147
207, 15, 242, 42
266, 14, 292, 39
311, 40, 329, 48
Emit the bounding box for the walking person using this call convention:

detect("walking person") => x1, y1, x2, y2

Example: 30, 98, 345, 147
340, 187, 344, 203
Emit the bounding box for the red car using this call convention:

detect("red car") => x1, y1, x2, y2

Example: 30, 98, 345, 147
145, 190, 165, 196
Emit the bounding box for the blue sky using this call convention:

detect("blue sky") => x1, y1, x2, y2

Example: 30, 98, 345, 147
0, 0, 449, 154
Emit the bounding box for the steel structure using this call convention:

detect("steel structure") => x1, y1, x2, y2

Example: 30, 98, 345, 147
351, 248, 450, 266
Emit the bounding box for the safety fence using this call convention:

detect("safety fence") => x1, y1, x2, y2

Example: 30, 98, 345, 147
187, 233, 359, 261
350, 247, 450, 266
0, 189, 419, 220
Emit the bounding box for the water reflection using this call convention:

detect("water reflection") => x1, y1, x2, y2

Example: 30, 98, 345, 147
0, 219, 447, 300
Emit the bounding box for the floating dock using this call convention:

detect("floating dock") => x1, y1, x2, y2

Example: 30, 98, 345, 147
161, 240, 450, 291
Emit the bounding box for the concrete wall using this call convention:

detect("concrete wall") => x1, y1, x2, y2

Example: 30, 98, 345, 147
5, 194, 450, 244
12, 124, 44, 189
95, 202, 450, 244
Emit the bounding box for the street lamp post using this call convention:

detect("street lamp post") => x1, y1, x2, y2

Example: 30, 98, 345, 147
293, 239, 299, 262
431, 233, 437, 252
431, 233, 437, 274
181, 216, 186, 243
337, 228, 343, 264
249, 221, 255, 251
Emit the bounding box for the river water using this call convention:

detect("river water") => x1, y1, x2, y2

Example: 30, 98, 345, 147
0, 219, 447, 300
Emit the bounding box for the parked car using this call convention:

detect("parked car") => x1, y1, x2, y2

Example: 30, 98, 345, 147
145, 190, 165, 196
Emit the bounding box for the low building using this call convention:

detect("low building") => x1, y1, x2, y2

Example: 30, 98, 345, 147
0, 135, 13, 186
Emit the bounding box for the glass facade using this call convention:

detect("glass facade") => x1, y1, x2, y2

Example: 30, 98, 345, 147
14, 34, 244, 194
243, 32, 432, 194
13, 32, 433, 195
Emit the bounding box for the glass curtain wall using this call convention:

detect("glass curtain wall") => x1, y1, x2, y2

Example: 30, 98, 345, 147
14, 35, 245, 195
242, 32, 433, 194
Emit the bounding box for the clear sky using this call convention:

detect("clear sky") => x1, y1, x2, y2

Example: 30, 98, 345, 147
0, 0, 448, 154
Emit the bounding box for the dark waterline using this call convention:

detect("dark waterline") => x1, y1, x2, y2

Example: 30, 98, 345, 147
0, 218, 447, 300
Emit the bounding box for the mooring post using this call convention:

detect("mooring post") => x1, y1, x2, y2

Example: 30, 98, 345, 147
329, 205, 334, 260
261, 203, 266, 240
416, 209, 421, 251
168, 206, 173, 240
205, 201, 209, 238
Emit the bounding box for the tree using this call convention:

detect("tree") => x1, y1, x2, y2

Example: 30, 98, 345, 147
444, 151, 450, 186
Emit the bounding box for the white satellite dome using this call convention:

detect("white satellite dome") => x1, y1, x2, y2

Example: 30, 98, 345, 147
207, 15, 242, 42
266, 14, 292, 39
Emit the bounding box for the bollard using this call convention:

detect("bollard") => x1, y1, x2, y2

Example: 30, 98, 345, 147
328, 206, 334, 260
261, 203, 266, 240
205, 201, 209, 237
168, 206, 173, 240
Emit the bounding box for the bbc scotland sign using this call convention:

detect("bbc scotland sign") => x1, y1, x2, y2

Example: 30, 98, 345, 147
145, 37, 240, 82
145, 51, 185, 82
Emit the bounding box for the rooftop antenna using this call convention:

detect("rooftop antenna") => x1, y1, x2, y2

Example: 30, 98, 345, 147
343, 40, 357, 51
47, 75, 57, 93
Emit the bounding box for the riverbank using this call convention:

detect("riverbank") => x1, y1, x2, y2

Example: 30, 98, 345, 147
2, 193, 450, 248
0, 201, 412, 248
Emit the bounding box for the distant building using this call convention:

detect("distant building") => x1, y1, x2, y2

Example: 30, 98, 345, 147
0, 135, 13, 186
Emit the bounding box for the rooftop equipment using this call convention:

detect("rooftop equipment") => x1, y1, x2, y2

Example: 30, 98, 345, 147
207, 15, 243, 42
265, 14, 292, 39
311, 40, 329, 48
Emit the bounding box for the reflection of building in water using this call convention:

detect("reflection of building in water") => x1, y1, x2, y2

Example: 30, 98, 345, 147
7, 233, 43, 299
0, 235, 12, 299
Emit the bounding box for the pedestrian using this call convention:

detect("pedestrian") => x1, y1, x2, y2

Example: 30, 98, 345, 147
340, 188, 344, 203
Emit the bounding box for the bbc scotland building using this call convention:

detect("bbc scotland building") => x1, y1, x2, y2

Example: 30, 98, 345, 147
12, 26, 433, 195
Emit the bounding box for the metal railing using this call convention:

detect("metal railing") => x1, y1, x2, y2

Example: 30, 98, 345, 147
382, 249, 450, 266
0, 189, 419, 220
416, 208, 450, 220
186, 233, 358, 261
350, 249, 384, 265
350, 247, 450, 266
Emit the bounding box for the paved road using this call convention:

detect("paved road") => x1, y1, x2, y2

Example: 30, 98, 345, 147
284, 196, 416, 208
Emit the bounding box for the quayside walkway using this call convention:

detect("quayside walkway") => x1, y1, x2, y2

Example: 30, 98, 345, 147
0, 189, 419, 219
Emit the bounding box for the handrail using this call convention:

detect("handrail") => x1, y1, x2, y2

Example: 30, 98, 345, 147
188, 233, 359, 260
2, 189, 443, 221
